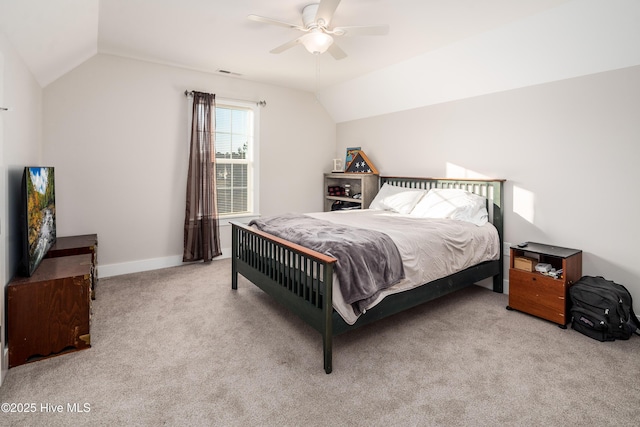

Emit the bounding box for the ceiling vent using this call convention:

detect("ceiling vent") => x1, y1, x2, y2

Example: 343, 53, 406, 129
216, 69, 242, 77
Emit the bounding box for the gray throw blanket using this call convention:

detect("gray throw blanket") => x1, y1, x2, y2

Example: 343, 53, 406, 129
250, 213, 405, 315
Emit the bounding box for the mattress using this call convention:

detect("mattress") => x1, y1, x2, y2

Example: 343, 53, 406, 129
305, 209, 500, 325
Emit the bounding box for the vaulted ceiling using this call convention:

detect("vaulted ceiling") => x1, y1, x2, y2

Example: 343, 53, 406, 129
1, 0, 571, 90
1, 0, 638, 122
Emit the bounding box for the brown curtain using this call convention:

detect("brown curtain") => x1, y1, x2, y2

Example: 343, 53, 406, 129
183, 91, 221, 262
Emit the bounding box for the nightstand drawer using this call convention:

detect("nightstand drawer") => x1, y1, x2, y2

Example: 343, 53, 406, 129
509, 269, 567, 324
510, 269, 565, 297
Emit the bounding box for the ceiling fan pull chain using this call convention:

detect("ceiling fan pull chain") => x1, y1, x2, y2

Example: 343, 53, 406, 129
315, 52, 321, 95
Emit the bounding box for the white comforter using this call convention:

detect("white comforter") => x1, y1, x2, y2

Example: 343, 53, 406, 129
305, 209, 500, 325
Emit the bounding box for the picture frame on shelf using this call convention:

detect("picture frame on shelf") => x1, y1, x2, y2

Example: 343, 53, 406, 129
345, 147, 361, 170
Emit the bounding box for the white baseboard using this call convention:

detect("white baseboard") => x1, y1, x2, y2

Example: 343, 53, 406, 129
99, 247, 232, 278
1, 346, 8, 387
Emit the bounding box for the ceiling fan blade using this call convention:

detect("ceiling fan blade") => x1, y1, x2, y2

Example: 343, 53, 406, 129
248, 14, 304, 31
327, 42, 347, 60
315, 0, 341, 27
333, 25, 390, 36
269, 37, 302, 54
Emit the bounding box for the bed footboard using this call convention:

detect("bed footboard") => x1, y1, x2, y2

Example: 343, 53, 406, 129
231, 222, 337, 373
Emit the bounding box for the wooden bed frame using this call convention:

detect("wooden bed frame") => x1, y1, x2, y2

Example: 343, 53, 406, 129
231, 177, 505, 373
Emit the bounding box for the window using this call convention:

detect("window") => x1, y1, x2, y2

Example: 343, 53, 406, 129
213, 100, 259, 217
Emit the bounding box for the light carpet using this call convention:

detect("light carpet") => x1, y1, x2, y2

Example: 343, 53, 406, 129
1, 258, 639, 426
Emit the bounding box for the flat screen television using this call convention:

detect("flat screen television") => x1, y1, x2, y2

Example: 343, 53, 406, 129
22, 166, 56, 276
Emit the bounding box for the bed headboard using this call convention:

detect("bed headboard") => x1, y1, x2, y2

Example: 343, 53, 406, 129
380, 176, 505, 292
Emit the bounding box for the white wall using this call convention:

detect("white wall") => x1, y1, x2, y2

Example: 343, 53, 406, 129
0, 31, 43, 386
337, 65, 640, 302
43, 54, 335, 277
319, 0, 640, 123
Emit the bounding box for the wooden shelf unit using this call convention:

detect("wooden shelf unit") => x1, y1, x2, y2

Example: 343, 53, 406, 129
507, 242, 582, 327
324, 173, 379, 212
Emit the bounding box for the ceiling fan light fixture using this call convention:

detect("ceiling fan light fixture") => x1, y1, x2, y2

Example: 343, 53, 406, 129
300, 29, 334, 54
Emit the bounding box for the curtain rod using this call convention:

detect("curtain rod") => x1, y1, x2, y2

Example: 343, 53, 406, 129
184, 90, 266, 107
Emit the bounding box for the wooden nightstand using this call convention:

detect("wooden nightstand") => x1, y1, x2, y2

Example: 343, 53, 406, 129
507, 242, 582, 328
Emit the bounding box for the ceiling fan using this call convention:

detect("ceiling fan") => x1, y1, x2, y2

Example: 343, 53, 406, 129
248, 0, 389, 60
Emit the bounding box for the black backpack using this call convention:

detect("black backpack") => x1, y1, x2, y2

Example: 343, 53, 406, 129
569, 276, 640, 342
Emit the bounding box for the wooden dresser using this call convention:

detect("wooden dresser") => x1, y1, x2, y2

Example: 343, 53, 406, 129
8, 254, 93, 367
46, 233, 98, 299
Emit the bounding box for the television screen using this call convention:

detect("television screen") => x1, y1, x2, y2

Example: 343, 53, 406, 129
22, 166, 56, 276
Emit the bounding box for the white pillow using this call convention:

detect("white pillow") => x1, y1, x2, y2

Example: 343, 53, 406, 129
410, 188, 488, 226
369, 183, 427, 214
